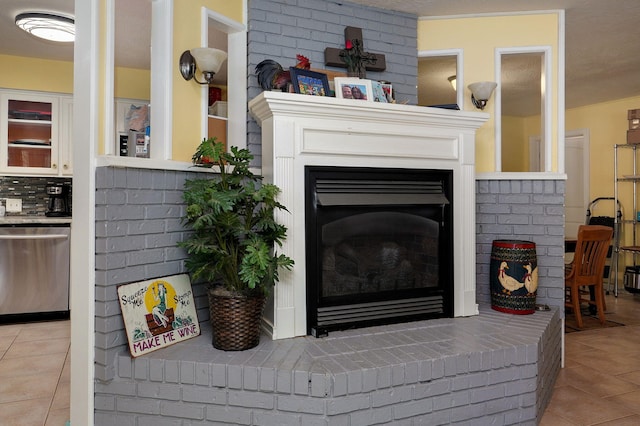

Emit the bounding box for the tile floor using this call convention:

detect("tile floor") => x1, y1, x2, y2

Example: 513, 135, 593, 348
541, 288, 640, 425
2, 289, 640, 426
0, 319, 70, 426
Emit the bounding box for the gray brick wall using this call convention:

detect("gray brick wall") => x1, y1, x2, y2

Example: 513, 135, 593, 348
476, 179, 566, 317
94, 166, 210, 381
247, 0, 418, 163
93, 172, 563, 424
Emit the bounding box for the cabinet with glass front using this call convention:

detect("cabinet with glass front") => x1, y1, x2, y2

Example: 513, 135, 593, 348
0, 90, 72, 175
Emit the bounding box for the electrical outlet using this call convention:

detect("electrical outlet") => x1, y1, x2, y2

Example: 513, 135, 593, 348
5, 198, 22, 213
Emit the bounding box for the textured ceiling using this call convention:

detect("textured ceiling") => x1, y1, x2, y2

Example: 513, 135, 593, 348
1, 0, 639, 114
350, 0, 640, 114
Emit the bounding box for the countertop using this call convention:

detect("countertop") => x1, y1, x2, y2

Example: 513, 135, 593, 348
0, 215, 72, 225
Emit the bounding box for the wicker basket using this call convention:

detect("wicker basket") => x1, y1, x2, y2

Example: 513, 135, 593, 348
208, 290, 266, 351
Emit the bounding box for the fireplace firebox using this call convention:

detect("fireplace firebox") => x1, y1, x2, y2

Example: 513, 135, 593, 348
305, 166, 454, 336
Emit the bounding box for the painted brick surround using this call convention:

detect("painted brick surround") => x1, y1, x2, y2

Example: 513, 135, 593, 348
92, 0, 564, 422
93, 167, 563, 425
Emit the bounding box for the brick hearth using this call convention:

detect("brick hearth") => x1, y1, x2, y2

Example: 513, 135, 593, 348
99, 306, 560, 424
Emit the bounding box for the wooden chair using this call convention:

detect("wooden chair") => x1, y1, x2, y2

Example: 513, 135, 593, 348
565, 225, 614, 328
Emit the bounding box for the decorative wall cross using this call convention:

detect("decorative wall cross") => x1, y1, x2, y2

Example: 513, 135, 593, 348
324, 26, 387, 77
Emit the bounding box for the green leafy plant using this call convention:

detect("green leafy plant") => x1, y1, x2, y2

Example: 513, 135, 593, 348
179, 138, 294, 296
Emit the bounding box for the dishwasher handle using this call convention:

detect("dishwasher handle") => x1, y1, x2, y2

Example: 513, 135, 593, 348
0, 234, 69, 240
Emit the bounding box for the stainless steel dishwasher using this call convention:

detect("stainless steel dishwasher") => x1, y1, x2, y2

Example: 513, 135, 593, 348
0, 224, 70, 320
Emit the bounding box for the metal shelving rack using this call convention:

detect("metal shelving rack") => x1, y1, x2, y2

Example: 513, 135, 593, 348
613, 143, 640, 295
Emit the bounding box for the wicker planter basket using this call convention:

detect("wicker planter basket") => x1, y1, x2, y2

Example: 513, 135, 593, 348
208, 289, 266, 351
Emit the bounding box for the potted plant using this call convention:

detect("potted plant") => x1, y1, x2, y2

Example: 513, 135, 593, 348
178, 138, 294, 350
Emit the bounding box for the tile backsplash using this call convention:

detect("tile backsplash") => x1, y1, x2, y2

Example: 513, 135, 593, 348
0, 176, 72, 216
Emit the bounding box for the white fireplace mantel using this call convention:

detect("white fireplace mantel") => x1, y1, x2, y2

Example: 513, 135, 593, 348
249, 92, 488, 340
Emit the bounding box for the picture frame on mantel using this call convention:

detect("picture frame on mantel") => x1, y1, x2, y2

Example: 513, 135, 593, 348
289, 67, 330, 96
334, 77, 373, 102
371, 81, 388, 103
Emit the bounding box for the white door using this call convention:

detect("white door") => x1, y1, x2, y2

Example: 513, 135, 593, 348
565, 130, 590, 239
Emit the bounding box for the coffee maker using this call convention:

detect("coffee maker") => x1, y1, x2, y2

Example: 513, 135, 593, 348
46, 184, 71, 217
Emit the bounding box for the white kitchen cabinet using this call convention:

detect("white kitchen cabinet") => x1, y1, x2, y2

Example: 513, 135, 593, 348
0, 89, 73, 176
60, 96, 73, 176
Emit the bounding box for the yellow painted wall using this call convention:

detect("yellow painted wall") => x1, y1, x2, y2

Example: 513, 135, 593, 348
566, 95, 640, 208
114, 67, 151, 100
501, 116, 527, 171
501, 114, 543, 172
418, 13, 560, 172
0, 54, 73, 93
172, 1, 243, 162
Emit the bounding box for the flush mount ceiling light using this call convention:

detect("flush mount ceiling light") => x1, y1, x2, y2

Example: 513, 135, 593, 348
15, 12, 75, 43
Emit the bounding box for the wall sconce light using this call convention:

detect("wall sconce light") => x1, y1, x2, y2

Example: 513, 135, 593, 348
448, 75, 456, 91
179, 47, 227, 85
468, 81, 497, 110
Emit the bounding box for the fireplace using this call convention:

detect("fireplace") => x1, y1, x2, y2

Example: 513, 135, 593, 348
249, 92, 488, 340
305, 166, 454, 336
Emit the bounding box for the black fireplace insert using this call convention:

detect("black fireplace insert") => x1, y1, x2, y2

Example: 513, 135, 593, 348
305, 166, 454, 336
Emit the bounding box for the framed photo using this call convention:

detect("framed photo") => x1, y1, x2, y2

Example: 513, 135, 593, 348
289, 67, 330, 96
371, 81, 388, 103
381, 82, 393, 102
334, 77, 373, 102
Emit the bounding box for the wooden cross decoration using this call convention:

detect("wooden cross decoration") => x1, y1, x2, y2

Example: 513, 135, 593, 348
324, 26, 387, 74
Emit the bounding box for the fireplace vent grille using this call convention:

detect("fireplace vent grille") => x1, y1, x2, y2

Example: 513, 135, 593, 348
316, 296, 444, 327
315, 179, 449, 206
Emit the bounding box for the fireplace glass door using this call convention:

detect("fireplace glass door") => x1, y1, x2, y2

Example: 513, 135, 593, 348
305, 166, 454, 336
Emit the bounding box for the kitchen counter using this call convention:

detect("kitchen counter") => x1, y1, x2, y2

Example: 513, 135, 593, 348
0, 215, 72, 225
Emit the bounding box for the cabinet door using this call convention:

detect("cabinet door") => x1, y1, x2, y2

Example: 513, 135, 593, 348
0, 92, 59, 174
60, 96, 73, 175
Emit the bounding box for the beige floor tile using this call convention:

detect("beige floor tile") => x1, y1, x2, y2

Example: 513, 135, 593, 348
0, 352, 67, 378
51, 379, 70, 410
0, 336, 15, 353
3, 338, 70, 359
605, 389, 640, 416
0, 372, 59, 404
592, 414, 640, 425
564, 348, 640, 376
0, 324, 24, 338
538, 409, 578, 426
44, 406, 70, 426
14, 321, 70, 342
577, 335, 640, 355
554, 366, 639, 398
0, 398, 49, 426
616, 370, 640, 386
59, 354, 71, 383
544, 385, 635, 425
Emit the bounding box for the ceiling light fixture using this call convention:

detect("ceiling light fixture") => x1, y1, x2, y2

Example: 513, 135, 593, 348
448, 75, 456, 91
179, 48, 228, 85
15, 12, 75, 43
468, 81, 497, 110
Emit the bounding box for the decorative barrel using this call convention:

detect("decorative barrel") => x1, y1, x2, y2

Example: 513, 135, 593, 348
490, 240, 538, 314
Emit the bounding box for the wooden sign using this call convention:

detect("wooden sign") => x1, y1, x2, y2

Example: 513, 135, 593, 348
117, 274, 200, 357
